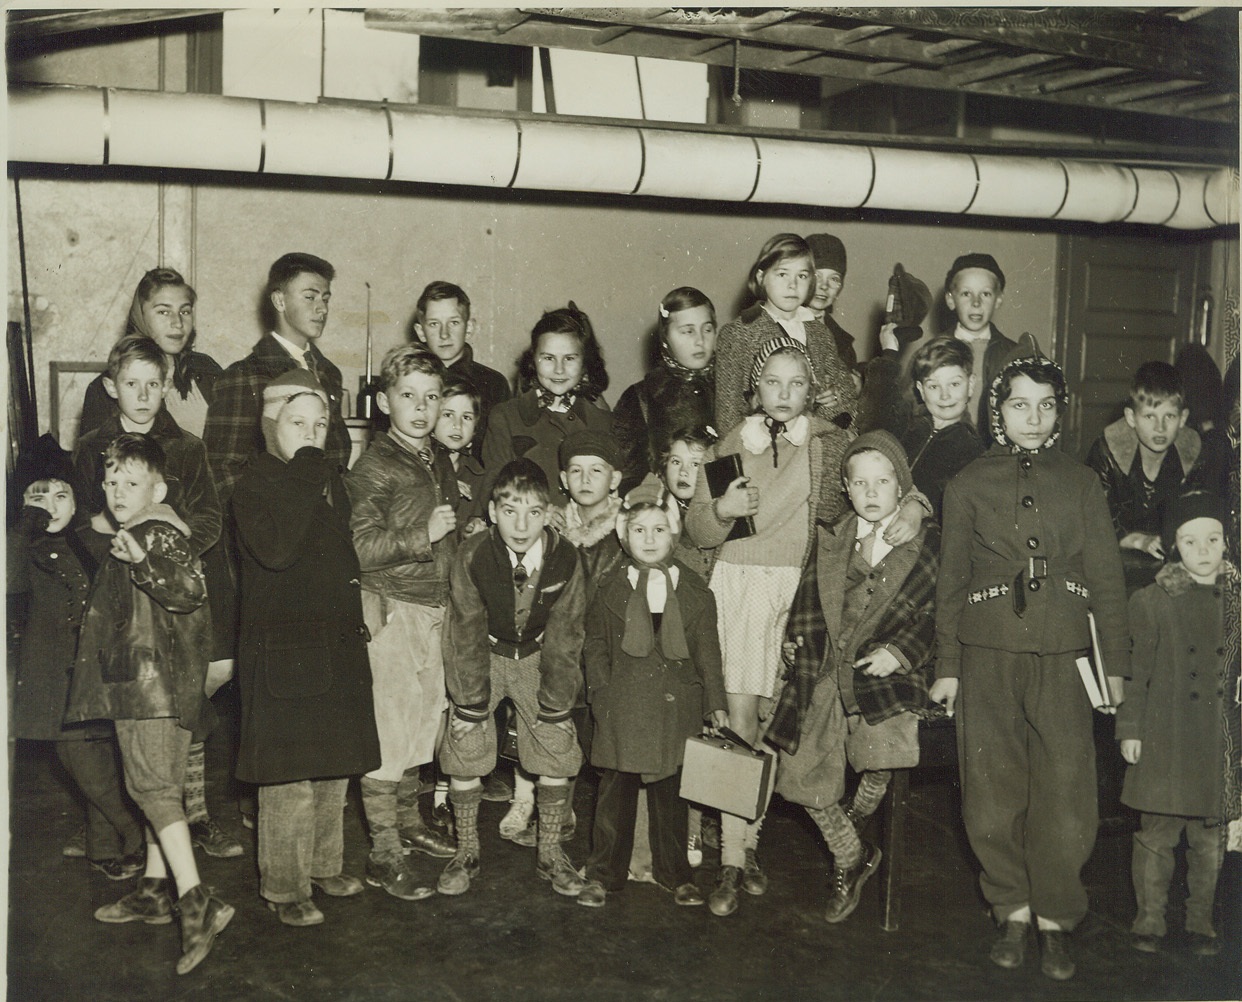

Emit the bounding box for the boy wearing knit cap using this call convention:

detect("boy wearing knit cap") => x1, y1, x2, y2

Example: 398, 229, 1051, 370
577, 481, 728, 908
1117, 490, 1237, 957
345, 345, 460, 901
768, 430, 940, 926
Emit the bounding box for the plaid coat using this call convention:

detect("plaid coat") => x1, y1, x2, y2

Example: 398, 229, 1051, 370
768, 515, 940, 755
203, 334, 351, 501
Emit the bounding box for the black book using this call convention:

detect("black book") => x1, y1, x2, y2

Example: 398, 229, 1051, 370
704, 453, 756, 542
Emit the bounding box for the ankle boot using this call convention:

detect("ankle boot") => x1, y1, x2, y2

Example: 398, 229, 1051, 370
175, 884, 235, 976
94, 877, 174, 924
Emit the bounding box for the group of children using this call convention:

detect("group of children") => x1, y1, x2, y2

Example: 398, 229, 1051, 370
8, 236, 1239, 983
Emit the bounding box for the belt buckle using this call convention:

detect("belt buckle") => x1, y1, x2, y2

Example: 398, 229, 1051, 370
1028, 556, 1047, 580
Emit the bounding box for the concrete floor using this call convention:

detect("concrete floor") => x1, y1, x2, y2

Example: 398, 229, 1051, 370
8, 713, 1241, 1002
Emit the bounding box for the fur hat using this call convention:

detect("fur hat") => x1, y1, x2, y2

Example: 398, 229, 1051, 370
945, 252, 1005, 292
13, 433, 78, 498
1162, 490, 1228, 558
747, 335, 817, 395
261, 369, 329, 457
841, 430, 913, 497
558, 430, 622, 472
805, 233, 847, 276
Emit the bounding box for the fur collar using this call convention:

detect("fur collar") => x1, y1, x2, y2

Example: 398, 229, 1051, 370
1156, 558, 1238, 596
554, 495, 623, 549
1102, 418, 1200, 478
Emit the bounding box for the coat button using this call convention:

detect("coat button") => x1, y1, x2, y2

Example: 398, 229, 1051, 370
1027, 537, 1039, 549
1190, 671, 1198, 678
49, 551, 58, 559
1020, 456, 1032, 471
1189, 646, 1196, 653
349, 578, 360, 587
1021, 496, 1034, 508
1028, 579, 1041, 592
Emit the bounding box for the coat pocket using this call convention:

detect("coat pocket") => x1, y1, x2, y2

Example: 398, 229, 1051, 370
262, 621, 333, 700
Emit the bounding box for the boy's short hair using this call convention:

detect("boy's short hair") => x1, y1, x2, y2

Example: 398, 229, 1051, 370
266, 252, 335, 298
440, 373, 482, 415
945, 252, 1005, 292
103, 433, 167, 479
416, 281, 471, 324
106, 334, 170, 382
491, 458, 550, 506
1129, 360, 1184, 411
910, 336, 973, 383
378, 344, 445, 392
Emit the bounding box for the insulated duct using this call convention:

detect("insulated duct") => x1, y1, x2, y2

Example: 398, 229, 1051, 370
8, 84, 1237, 230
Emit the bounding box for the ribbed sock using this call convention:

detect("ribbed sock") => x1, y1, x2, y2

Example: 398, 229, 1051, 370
361, 777, 403, 862
535, 784, 569, 865
851, 770, 892, 819
743, 813, 764, 851
449, 786, 483, 858
807, 804, 862, 869
183, 742, 207, 824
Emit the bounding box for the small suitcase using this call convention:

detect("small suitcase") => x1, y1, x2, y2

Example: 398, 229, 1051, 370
680, 729, 776, 821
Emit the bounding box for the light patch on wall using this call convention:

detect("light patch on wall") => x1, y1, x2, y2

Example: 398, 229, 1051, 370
324, 9, 420, 104
547, 49, 643, 119
222, 8, 323, 102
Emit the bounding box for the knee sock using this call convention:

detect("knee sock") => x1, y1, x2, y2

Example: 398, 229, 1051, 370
183, 742, 207, 824
449, 786, 483, 858
360, 777, 403, 862
720, 812, 747, 869
807, 804, 861, 870
687, 806, 702, 842
397, 768, 423, 831
851, 770, 892, 819
536, 784, 569, 864
743, 814, 764, 853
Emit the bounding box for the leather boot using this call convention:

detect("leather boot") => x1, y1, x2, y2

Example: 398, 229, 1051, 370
175, 884, 234, 975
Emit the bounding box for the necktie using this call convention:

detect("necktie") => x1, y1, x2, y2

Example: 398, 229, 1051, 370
303, 349, 318, 376
859, 522, 878, 567
513, 555, 528, 592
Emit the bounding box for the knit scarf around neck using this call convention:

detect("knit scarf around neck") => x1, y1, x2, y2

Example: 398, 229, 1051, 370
622, 561, 689, 660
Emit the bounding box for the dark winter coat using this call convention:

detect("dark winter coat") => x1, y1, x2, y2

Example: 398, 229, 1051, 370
901, 417, 984, 520
78, 348, 223, 441
65, 507, 211, 734
583, 560, 726, 780
6, 511, 104, 741
612, 365, 715, 496
1117, 562, 1237, 818
231, 450, 380, 785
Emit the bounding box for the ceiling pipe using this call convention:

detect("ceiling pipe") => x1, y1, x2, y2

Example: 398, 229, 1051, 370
8, 84, 1237, 230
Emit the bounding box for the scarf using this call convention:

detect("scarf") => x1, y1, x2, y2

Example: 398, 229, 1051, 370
536, 386, 577, 413
125, 290, 197, 399
658, 341, 716, 382
621, 562, 690, 661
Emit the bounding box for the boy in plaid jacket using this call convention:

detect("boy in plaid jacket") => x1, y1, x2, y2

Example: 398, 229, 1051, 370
768, 431, 938, 925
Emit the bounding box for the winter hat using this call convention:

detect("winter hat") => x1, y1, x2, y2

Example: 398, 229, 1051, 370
805, 233, 847, 276
616, 475, 682, 542
747, 335, 817, 395
615, 477, 688, 660
885, 263, 933, 345
841, 430, 913, 498
1162, 490, 1228, 558
558, 429, 622, 472
13, 432, 78, 498
945, 252, 1005, 292
988, 333, 1067, 451
261, 369, 329, 457
1173, 342, 1224, 433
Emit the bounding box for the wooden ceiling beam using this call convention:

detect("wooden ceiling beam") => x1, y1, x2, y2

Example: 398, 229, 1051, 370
6, 8, 224, 42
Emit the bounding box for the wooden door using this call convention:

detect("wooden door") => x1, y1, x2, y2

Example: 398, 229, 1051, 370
1057, 232, 1212, 458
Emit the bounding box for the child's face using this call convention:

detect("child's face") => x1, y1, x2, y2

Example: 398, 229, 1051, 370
560, 454, 621, 510
844, 451, 901, 524
141, 285, 195, 356
999, 373, 1058, 450
1125, 397, 1189, 456
103, 459, 166, 523
809, 268, 844, 314
918, 364, 974, 428
534, 331, 584, 396
626, 507, 674, 567
275, 393, 329, 461
24, 478, 76, 533
945, 268, 1002, 334
416, 298, 471, 366
378, 370, 441, 444
757, 255, 814, 320
1175, 517, 1225, 582
664, 305, 716, 370
434, 393, 479, 452
756, 353, 812, 423
488, 491, 547, 554
663, 440, 706, 501
105, 359, 166, 429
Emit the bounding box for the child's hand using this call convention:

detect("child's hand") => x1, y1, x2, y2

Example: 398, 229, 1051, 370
1119, 739, 1141, 765
878, 323, 900, 352
110, 529, 147, 564
757, 696, 775, 721
427, 504, 458, 543
461, 516, 487, 538
928, 678, 959, 717
814, 387, 840, 412
884, 498, 924, 545
1120, 532, 1164, 559
450, 715, 482, 738
705, 709, 729, 735
856, 648, 901, 678
782, 634, 804, 666
16, 503, 52, 537
715, 476, 759, 520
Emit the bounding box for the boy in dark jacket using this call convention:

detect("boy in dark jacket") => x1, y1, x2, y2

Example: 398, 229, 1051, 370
435, 373, 488, 534
345, 346, 459, 900
1117, 491, 1237, 957
769, 431, 939, 926
65, 434, 231, 976
438, 459, 587, 899
7, 435, 144, 879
